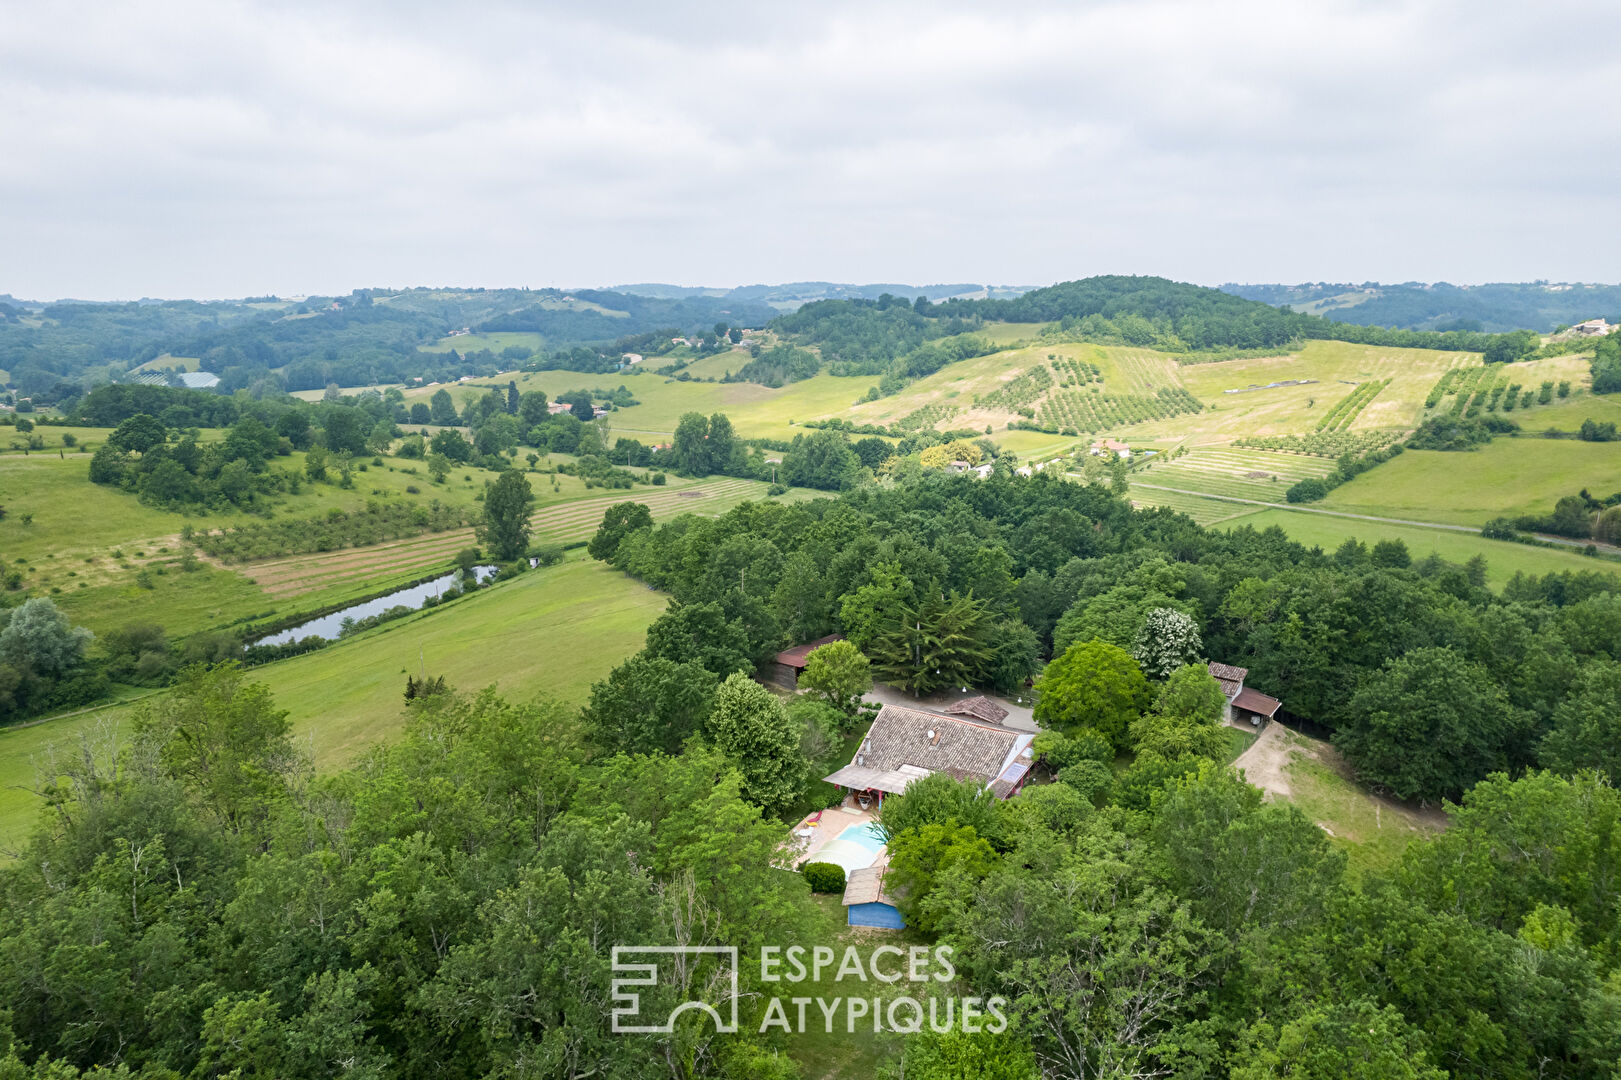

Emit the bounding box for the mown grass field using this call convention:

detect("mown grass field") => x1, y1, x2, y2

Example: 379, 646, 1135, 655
0, 555, 665, 852
1219, 508, 1616, 586
418, 330, 550, 354
1132, 447, 1336, 503
1162, 340, 1475, 442
1505, 391, 1621, 433
1319, 440, 1621, 526
407, 369, 880, 443
247, 477, 816, 599
0, 445, 514, 636
0, 433, 807, 639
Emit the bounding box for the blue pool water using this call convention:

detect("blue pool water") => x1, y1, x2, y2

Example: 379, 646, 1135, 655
837, 822, 886, 854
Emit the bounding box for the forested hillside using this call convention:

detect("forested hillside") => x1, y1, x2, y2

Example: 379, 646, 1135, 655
1227, 281, 1621, 333
0, 287, 779, 398
3, 472, 1620, 1077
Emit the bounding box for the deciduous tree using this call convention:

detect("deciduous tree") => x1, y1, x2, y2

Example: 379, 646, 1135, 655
476, 469, 534, 561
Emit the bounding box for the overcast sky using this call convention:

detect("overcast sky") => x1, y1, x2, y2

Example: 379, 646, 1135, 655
2, 0, 1618, 300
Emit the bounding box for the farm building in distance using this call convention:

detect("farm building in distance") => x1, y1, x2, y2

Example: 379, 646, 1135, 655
1572, 318, 1614, 337
1208, 661, 1282, 726
1090, 438, 1132, 458
823, 703, 1036, 806
769, 634, 843, 688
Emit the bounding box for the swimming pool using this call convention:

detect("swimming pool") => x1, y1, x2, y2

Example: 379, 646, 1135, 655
836, 822, 886, 854
809, 822, 889, 876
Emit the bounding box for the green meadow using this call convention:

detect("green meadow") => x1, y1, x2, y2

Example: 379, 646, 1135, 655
1319, 439, 1621, 527
409, 368, 880, 442
1219, 508, 1615, 587
0, 555, 665, 851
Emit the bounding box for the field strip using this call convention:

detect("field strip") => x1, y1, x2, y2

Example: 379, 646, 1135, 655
1130, 483, 1614, 552
244, 479, 773, 596
1131, 483, 1483, 532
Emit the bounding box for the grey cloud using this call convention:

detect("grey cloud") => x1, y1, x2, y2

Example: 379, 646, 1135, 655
0, 0, 1617, 298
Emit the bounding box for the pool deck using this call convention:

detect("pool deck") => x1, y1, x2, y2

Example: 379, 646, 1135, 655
791, 797, 881, 869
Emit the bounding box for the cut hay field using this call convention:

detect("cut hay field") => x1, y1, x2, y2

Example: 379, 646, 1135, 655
0, 434, 807, 640
245, 476, 815, 598
1132, 447, 1336, 504
0, 555, 666, 852
1218, 508, 1616, 587
418, 330, 549, 354
0, 445, 517, 635
1319, 440, 1621, 527
1158, 340, 1476, 442
130, 353, 202, 373
406, 369, 880, 442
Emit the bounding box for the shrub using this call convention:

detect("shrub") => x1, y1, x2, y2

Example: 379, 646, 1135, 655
530, 543, 565, 567
1286, 477, 1330, 503
801, 861, 847, 893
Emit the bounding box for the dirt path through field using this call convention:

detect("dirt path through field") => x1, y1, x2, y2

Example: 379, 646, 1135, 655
1232, 720, 1293, 798
1234, 721, 1448, 841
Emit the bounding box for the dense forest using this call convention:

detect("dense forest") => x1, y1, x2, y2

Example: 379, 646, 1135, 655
1227, 281, 1621, 333
3, 472, 1621, 1077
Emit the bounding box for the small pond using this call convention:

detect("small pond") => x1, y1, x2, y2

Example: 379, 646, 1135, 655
252, 565, 500, 646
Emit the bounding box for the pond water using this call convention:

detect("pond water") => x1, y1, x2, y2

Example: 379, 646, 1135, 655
252, 565, 499, 646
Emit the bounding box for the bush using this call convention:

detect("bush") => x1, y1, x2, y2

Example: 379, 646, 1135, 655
767, 482, 788, 496
529, 543, 565, 567
801, 861, 847, 893
1286, 477, 1330, 503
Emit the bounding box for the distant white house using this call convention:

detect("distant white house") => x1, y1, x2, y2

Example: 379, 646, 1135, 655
1090, 438, 1131, 459
621, 353, 644, 365
447, 327, 472, 337
1572, 318, 1614, 337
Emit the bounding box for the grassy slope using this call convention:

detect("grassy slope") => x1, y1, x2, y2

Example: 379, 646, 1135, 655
403, 370, 879, 443
1319, 440, 1621, 526
1, 438, 806, 638
1219, 508, 1613, 586
0, 555, 664, 850
779, 894, 939, 1077
1517, 392, 1621, 432
1277, 731, 1444, 878
1157, 340, 1473, 443
1, 447, 506, 636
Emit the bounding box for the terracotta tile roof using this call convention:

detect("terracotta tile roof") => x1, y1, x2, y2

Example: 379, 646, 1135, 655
834, 705, 1031, 793
943, 695, 1010, 724
1208, 661, 1248, 698
775, 634, 844, 670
